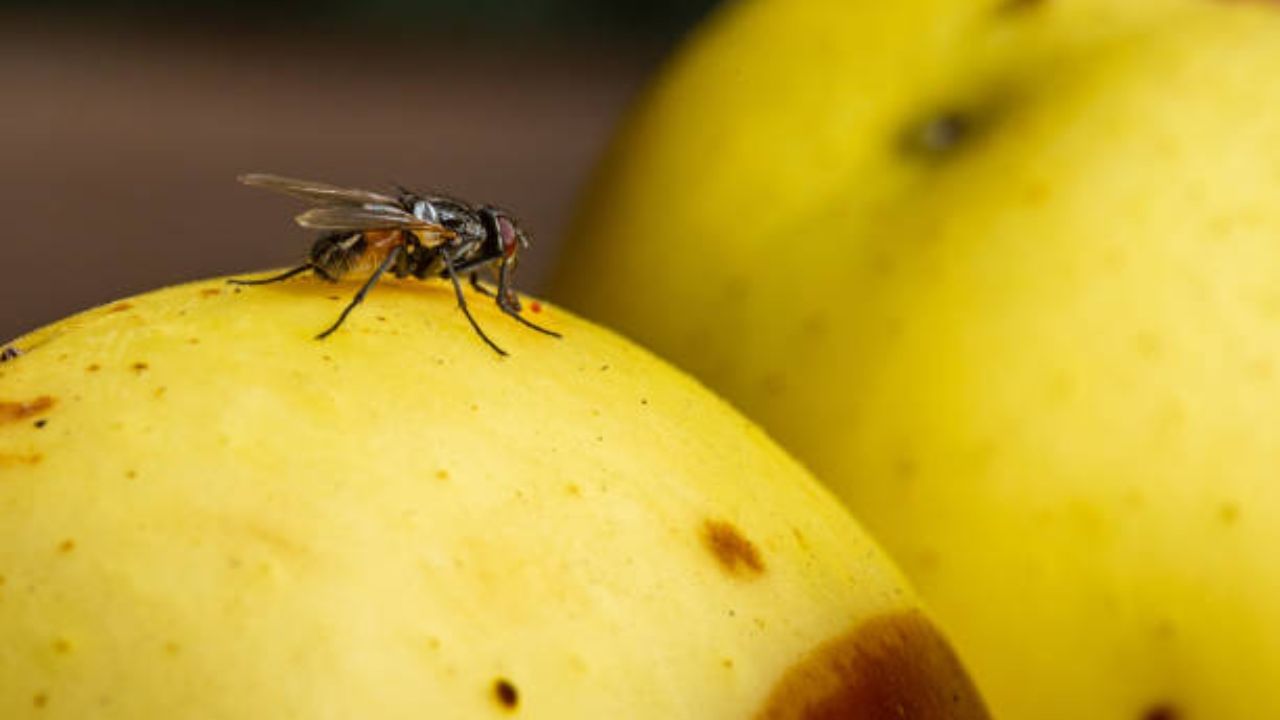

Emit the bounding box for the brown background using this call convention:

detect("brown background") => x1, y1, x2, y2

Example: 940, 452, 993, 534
0, 12, 662, 341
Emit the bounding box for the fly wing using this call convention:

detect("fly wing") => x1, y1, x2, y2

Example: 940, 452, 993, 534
294, 205, 456, 239
239, 173, 401, 207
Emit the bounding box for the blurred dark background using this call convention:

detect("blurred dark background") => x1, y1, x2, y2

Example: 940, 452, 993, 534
0, 0, 720, 341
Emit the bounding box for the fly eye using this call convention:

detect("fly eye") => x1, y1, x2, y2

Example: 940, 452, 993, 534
496, 215, 519, 259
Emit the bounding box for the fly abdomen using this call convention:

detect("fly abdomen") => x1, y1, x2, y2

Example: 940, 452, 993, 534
309, 232, 367, 280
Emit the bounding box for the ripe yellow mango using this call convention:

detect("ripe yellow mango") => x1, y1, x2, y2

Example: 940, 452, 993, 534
0, 276, 986, 718
555, 1, 1280, 718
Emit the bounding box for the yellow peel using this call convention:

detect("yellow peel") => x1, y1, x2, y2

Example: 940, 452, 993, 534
0, 275, 985, 719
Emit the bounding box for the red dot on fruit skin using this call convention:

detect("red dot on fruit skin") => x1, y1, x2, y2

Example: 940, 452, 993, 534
529, 301, 543, 314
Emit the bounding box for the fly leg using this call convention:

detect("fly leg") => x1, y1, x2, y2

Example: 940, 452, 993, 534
228, 263, 315, 286
495, 260, 560, 338
469, 272, 495, 298
316, 246, 402, 340
441, 252, 506, 356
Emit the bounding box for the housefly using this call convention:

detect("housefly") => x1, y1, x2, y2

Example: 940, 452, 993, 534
231, 173, 559, 356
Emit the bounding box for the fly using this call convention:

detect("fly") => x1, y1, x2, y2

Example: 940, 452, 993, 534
230, 173, 560, 356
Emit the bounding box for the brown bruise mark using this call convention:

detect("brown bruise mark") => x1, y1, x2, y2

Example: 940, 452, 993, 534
86, 363, 101, 372
702, 519, 766, 579
33, 692, 49, 709
57, 539, 76, 554
755, 610, 990, 720
1143, 704, 1180, 720
0, 396, 56, 424
493, 677, 519, 711
131, 362, 149, 373
200, 288, 221, 297
107, 302, 133, 313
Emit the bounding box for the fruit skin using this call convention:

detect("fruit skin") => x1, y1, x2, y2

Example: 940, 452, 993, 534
0, 276, 987, 718
554, 0, 1280, 718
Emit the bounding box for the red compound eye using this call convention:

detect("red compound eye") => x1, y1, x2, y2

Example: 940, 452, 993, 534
496, 215, 518, 259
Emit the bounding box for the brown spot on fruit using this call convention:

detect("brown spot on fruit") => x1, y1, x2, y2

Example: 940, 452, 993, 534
702, 519, 766, 579
200, 288, 221, 297
904, 111, 973, 157
107, 302, 133, 313
493, 678, 519, 711
131, 362, 149, 373
756, 610, 990, 720
53, 638, 72, 654
0, 396, 55, 424
33, 692, 48, 709
86, 363, 100, 372
57, 539, 76, 554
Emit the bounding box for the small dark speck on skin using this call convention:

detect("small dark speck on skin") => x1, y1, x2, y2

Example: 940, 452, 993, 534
34, 419, 47, 429
702, 519, 766, 579
0, 346, 21, 362
33, 692, 48, 709
1143, 704, 1180, 720
0, 396, 56, 424
131, 362, 149, 372
904, 111, 973, 157
639, 398, 649, 406
233, 287, 242, 294
107, 302, 133, 313
200, 288, 221, 297
86, 363, 101, 372
53, 638, 72, 654
125, 470, 138, 479
327, 295, 342, 301
57, 540, 76, 554
600, 364, 610, 372
493, 678, 519, 711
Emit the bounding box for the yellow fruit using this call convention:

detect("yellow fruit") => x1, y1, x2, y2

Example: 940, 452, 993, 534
0, 275, 987, 718
554, 1, 1280, 718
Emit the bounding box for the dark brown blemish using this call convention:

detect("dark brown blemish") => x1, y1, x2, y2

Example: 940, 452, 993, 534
57, 539, 76, 554
107, 302, 133, 313
0, 346, 21, 362
200, 288, 221, 297
0, 396, 55, 424
702, 519, 766, 579
86, 363, 101, 372
131, 362, 149, 373
904, 111, 973, 156
1143, 704, 1180, 720
34, 419, 47, 429
755, 610, 990, 720
493, 678, 519, 711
